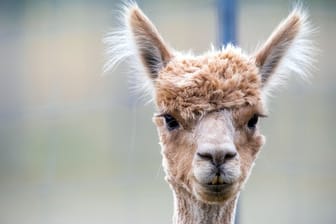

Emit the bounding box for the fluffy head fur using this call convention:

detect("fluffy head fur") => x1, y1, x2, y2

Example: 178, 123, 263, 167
155, 46, 262, 121
105, 3, 314, 224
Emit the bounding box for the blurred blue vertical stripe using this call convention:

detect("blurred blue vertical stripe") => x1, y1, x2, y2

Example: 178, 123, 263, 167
217, 0, 238, 46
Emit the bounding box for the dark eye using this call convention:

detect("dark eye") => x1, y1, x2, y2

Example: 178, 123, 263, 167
247, 114, 259, 129
163, 114, 180, 131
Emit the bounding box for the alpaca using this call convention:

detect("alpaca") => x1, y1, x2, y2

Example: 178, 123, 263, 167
105, 3, 314, 224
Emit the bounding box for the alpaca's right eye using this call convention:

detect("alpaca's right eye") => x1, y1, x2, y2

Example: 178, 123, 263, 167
163, 114, 180, 131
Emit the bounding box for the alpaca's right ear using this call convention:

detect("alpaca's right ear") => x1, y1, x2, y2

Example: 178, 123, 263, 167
127, 5, 172, 80
104, 3, 172, 83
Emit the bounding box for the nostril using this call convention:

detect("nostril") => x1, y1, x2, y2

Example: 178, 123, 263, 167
225, 151, 237, 161
197, 152, 213, 161
197, 144, 237, 165
197, 151, 237, 164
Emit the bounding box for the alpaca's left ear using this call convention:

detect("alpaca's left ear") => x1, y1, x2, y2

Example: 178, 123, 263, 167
253, 8, 314, 92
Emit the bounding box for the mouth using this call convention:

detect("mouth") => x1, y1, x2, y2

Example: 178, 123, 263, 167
204, 185, 231, 196
193, 176, 238, 203
207, 174, 226, 185
203, 175, 230, 191
204, 180, 232, 192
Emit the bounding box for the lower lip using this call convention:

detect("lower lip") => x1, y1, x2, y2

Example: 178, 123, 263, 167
204, 183, 231, 193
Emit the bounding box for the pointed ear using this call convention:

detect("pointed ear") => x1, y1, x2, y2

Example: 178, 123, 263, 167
104, 3, 173, 100
253, 8, 314, 92
127, 5, 172, 80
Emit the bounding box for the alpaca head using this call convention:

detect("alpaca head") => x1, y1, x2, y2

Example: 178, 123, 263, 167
105, 4, 313, 204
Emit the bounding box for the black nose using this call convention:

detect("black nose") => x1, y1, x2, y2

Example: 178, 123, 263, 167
197, 144, 237, 166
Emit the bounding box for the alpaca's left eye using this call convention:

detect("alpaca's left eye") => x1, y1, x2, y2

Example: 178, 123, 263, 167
163, 114, 180, 131
247, 114, 259, 129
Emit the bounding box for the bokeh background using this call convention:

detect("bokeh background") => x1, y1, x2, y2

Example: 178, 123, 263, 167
0, 0, 335, 223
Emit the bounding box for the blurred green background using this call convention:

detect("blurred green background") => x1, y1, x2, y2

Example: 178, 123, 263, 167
0, 0, 335, 223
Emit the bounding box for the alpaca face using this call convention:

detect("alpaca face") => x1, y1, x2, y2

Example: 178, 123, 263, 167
105, 3, 313, 205
152, 51, 266, 203
154, 106, 266, 203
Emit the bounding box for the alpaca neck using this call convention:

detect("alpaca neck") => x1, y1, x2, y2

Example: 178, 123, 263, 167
171, 185, 238, 224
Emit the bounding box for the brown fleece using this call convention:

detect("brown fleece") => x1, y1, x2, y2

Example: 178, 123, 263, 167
155, 47, 262, 121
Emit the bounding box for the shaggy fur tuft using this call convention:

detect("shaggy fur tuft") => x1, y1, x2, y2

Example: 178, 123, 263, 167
155, 45, 262, 120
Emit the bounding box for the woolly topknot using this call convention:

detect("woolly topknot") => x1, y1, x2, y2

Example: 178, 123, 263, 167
155, 46, 262, 120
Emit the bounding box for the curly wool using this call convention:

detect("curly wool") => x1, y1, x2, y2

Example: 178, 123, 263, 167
155, 46, 262, 120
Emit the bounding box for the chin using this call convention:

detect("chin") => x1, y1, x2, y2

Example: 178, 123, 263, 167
193, 181, 239, 204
